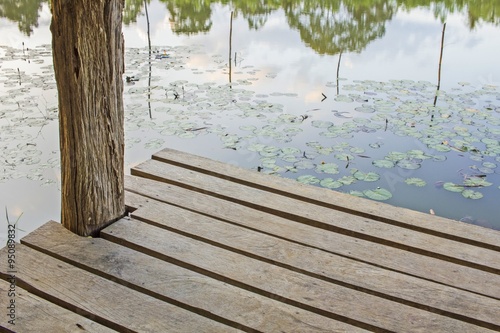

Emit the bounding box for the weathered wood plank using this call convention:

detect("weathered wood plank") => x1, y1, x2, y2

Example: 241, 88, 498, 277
126, 198, 500, 330
0, 245, 240, 333
153, 148, 500, 251
125, 176, 500, 299
0, 280, 116, 333
133, 159, 500, 273
21, 221, 368, 333
101, 218, 496, 333
131, 159, 500, 275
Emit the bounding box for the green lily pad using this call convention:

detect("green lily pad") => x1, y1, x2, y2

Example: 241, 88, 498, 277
461, 189, 483, 199
463, 177, 492, 187
297, 175, 320, 185
396, 159, 421, 170
349, 190, 365, 197
320, 178, 343, 189
281, 147, 301, 155
294, 160, 316, 170
443, 182, 465, 193
311, 120, 334, 128
363, 188, 392, 201
338, 176, 357, 185
353, 171, 380, 182
315, 163, 340, 174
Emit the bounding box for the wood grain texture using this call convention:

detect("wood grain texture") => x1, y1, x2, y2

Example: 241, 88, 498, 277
0, 280, 116, 333
51, 0, 125, 235
131, 159, 500, 275
153, 148, 500, 251
21, 221, 368, 333
101, 218, 496, 333
125, 198, 500, 329
0, 245, 238, 333
132, 160, 500, 274
125, 177, 500, 299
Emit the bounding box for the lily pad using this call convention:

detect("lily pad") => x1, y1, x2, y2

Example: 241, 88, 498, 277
363, 188, 392, 201
294, 159, 316, 170
297, 175, 320, 185
320, 178, 343, 189
461, 190, 483, 200
349, 190, 365, 197
315, 163, 339, 174
443, 182, 465, 193
353, 171, 380, 182
396, 159, 421, 170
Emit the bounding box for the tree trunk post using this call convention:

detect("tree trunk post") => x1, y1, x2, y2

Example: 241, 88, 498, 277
51, 0, 126, 236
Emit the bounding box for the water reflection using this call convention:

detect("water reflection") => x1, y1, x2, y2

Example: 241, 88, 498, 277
0, 0, 45, 36
1, 1, 499, 241
4, 1, 500, 53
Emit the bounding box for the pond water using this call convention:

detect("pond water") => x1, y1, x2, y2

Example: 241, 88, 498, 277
1, 1, 500, 244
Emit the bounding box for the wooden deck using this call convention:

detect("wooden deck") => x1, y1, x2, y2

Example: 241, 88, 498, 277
1, 148, 500, 332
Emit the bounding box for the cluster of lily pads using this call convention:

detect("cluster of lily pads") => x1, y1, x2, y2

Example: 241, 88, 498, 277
1, 44, 499, 227
0, 45, 59, 185
121, 47, 499, 207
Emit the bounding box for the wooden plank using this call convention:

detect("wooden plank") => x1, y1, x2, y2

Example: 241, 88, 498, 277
21, 221, 369, 333
0, 245, 240, 333
125, 176, 500, 299
0, 280, 116, 333
101, 218, 496, 333
126, 198, 500, 330
153, 148, 500, 251
131, 159, 500, 275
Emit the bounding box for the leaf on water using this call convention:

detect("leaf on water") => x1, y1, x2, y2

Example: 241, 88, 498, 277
405, 178, 427, 187
461, 189, 483, 200
338, 176, 357, 185
320, 178, 343, 189
443, 182, 465, 193
335, 153, 354, 161
363, 188, 392, 201
349, 190, 365, 197
311, 120, 334, 129
396, 159, 421, 170
294, 159, 316, 170
297, 175, 320, 185
315, 163, 339, 174
353, 171, 380, 182
463, 177, 492, 187
281, 147, 301, 155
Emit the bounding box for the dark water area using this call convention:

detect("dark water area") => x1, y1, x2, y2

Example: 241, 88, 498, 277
1, 1, 499, 244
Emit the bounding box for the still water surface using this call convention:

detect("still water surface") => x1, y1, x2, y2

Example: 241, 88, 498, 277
1, 1, 499, 244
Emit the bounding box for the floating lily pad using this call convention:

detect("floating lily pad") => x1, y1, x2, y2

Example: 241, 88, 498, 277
338, 176, 357, 185
363, 188, 392, 201
311, 120, 334, 128
320, 178, 343, 189
396, 159, 421, 170
315, 163, 339, 174
443, 182, 465, 193
294, 159, 316, 170
353, 171, 380, 182
349, 190, 365, 197
463, 177, 492, 187
297, 175, 320, 185
461, 189, 483, 199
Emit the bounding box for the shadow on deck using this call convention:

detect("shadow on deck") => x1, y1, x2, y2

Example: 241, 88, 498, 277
1, 148, 500, 332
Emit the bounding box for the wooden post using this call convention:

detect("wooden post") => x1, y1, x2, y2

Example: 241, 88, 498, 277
51, 0, 126, 236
